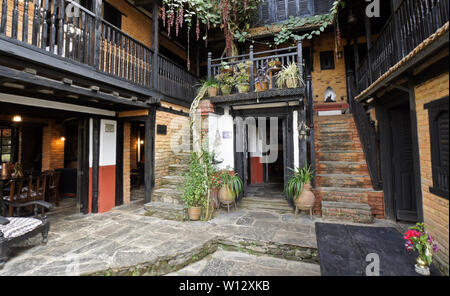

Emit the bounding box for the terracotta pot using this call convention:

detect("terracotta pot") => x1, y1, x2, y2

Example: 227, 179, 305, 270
296, 182, 315, 208
255, 81, 268, 92
221, 68, 233, 75
188, 206, 202, 221
237, 83, 250, 93
218, 185, 236, 204
286, 77, 299, 88
207, 86, 218, 97
221, 85, 232, 95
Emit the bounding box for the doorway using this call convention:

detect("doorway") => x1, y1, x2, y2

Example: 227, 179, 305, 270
388, 103, 418, 222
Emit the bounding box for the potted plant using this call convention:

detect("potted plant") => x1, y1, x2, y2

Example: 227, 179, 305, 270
255, 63, 269, 92
203, 78, 219, 97
285, 165, 315, 209
233, 62, 250, 93
404, 222, 440, 275
181, 152, 208, 221
276, 62, 304, 89
268, 58, 282, 68
217, 169, 243, 204
220, 61, 233, 74
215, 72, 235, 95
10, 162, 23, 178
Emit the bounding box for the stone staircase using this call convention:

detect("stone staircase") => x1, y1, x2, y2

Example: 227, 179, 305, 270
144, 153, 190, 220
239, 197, 293, 214
314, 114, 380, 224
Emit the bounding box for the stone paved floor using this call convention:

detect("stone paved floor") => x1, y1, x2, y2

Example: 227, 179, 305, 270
167, 250, 321, 276
0, 201, 399, 276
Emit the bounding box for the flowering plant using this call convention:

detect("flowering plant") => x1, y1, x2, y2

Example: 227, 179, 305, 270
404, 222, 439, 266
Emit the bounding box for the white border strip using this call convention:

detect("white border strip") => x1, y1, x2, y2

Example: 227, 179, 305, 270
0, 93, 116, 117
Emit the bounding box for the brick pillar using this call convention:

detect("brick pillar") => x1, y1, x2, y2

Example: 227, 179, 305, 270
41, 120, 65, 171
198, 99, 215, 148
123, 122, 131, 204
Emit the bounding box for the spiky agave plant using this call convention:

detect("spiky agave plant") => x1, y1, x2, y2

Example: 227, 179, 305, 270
284, 165, 313, 201
220, 169, 243, 197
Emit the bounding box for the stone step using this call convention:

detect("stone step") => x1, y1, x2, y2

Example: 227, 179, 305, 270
168, 164, 189, 176
313, 187, 371, 204
316, 174, 373, 188
321, 201, 373, 224
161, 175, 185, 187
174, 153, 191, 165
144, 202, 186, 221
239, 197, 293, 214
151, 188, 184, 205
316, 151, 366, 162
317, 161, 369, 174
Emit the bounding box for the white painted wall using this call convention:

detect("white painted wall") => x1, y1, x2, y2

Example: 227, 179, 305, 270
208, 106, 234, 170
99, 119, 117, 166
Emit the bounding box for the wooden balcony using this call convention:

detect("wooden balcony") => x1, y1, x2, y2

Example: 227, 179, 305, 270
356, 0, 449, 94
0, 0, 197, 105
207, 44, 305, 104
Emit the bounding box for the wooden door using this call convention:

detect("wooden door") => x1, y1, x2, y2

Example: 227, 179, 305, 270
390, 106, 418, 222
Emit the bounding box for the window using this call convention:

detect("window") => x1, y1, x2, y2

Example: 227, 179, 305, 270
425, 96, 449, 199
0, 128, 12, 163
320, 51, 335, 70
104, 2, 122, 29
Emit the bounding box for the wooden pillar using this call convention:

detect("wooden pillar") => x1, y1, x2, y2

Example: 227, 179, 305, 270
77, 119, 90, 214
115, 121, 124, 206
144, 106, 156, 203
91, 118, 100, 213
364, 15, 373, 84
407, 77, 424, 222
207, 52, 212, 79
93, 0, 102, 69
306, 74, 315, 187
152, 0, 159, 90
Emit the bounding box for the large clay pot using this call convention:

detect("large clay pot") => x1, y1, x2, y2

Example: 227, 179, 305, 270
188, 206, 202, 221
218, 185, 236, 204
296, 182, 315, 208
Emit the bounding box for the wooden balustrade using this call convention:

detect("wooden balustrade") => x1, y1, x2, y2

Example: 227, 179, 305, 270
356, 0, 449, 93
0, 0, 197, 102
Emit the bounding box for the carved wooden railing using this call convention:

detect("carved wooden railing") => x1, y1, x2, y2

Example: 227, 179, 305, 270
0, 0, 197, 102
356, 0, 449, 93
348, 70, 382, 190
208, 44, 303, 93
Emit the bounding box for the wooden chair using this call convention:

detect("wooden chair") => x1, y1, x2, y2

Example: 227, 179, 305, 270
46, 171, 61, 207
0, 200, 51, 269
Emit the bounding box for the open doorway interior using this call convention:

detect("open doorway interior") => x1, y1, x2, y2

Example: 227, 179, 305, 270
130, 121, 146, 201
246, 117, 284, 198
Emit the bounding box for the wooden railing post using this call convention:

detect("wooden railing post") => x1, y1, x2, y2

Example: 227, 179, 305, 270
249, 45, 255, 92
207, 52, 212, 79
93, 0, 102, 69
297, 41, 303, 80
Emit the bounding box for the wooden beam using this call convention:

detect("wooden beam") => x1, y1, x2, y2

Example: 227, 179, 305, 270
118, 110, 149, 118
144, 105, 156, 203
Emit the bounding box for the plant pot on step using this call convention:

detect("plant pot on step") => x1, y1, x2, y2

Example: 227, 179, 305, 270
218, 185, 236, 204
188, 206, 202, 221
237, 83, 250, 93
255, 81, 268, 92
220, 85, 232, 95
296, 182, 315, 208
207, 86, 219, 97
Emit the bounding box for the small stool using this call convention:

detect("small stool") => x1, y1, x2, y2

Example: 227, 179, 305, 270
295, 205, 314, 220
220, 200, 237, 213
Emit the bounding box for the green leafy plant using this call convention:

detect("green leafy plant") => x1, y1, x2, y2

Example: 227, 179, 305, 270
181, 152, 209, 208
275, 63, 304, 89
233, 62, 251, 84
215, 72, 235, 86
201, 77, 219, 88
284, 165, 314, 201
217, 168, 243, 196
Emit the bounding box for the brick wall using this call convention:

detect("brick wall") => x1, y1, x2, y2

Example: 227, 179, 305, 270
123, 122, 131, 204
310, 32, 347, 104
41, 120, 64, 171
154, 102, 190, 189
414, 71, 449, 275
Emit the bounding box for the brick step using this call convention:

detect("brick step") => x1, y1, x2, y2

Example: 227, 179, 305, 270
144, 202, 186, 221
315, 114, 353, 122
321, 201, 373, 224
316, 174, 373, 188
168, 164, 189, 176
316, 151, 366, 162
313, 187, 371, 203
316, 141, 362, 151
161, 175, 185, 187
151, 188, 184, 205
317, 161, 369, 174
316, 133, 353, 141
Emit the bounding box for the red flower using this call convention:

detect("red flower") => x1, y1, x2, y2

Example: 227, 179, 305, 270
404, 230, 421, 243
